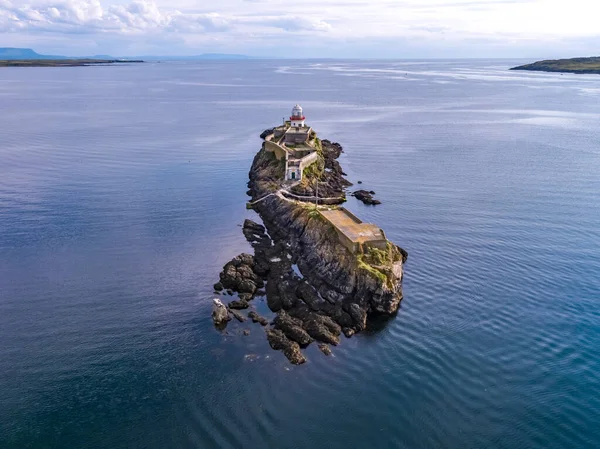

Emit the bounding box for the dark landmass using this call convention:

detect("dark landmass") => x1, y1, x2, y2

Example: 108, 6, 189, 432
0, 47, 251, 65
0, 59, 144, 67
511, 57, 600, 74
212, 130, 408, 365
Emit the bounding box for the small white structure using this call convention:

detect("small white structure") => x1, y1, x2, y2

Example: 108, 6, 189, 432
290, 104, 306, 127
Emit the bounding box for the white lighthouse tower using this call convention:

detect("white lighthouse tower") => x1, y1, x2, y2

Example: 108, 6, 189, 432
290, 104, 306, 127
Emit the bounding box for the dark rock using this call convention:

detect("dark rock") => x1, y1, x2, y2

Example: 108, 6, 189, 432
219, 253, 260, 296
357, 180, 362, 184
213, 282, 224, 291
273, 312, 313, 347
266, 329, 306, 365
352, 189, 381, 205
260, 128, 275, 139
296, 281, 324, 311
343, 327, 355, 338
248, 311, 269, 326
318, 343, 332, 356
229, 309, 246, 322
227, 290, 234, 296
243, 329, 250, 336
347, 303, 367, 331
303, 318, 340, 346
229, 299, 249, 310
238, 293, 253, 302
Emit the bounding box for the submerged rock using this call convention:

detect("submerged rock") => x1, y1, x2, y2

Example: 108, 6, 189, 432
318, 343, 333, 356
248, 311, 269, 326
229, 309, 247, 322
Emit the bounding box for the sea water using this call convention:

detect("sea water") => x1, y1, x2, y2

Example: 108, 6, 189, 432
1, 59, 599, 448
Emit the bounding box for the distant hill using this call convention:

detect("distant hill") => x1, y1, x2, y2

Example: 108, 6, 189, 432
0, 48, 255, 61
511, 57, 600, 74
0, 48, 66, 60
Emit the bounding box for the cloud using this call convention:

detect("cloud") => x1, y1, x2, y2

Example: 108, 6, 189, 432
0, 0, 599, 57
249, 15, 333, 32
0, 0, 331, 35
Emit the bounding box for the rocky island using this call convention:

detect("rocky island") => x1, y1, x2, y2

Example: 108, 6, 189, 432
213, 105, 408, 364
511, 57, 600, 74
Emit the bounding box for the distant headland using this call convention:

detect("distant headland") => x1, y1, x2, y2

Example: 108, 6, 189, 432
0, 59, 144, 67
0, 48, 143, 67
511, 57, 600, 74
0, 47, 254, 66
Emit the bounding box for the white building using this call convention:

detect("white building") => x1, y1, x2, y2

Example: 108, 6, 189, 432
290, 104, 306, 128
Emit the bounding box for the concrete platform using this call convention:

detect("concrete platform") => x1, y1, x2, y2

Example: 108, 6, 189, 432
320, 208, 387, 253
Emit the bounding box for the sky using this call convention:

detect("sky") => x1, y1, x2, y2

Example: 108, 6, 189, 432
0, 0, 598, 58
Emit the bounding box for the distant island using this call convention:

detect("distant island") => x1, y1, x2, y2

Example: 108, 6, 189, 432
0, 47, 254, 65
511, 57, 600, 74
0, 59, 143, 67
0, 48, 143, 67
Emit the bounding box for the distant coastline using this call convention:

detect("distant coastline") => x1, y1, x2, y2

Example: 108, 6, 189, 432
0, 59, 144, 68
511, 57, 600, 74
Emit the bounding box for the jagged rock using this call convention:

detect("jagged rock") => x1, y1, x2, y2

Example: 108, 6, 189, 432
213, 282, 224, 291
266, 329, 306, 365
229, 309, 246, 322
248, 311, 269, 326
238, 293, 253, 302
273, 312, 313, 347
296, 281, 324, 311
318, 343, 332, 356
343, 327, 355, 338
219, 253, 260, 295
304, 318, 340, 346
352, 189, 381, 205
212, 298, 231, 325
347, 303, 368, 331
229, 299, 249, 310
260, 128, 275, 139
243, 329, 250, 336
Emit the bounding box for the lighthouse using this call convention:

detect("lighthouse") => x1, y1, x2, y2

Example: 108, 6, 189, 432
290, 104, 306, 127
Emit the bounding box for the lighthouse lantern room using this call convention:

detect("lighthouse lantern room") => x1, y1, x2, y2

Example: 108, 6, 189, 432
290, 104, 306, 127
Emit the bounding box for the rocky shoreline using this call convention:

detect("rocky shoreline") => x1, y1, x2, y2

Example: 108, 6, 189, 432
212, 131, 407, 364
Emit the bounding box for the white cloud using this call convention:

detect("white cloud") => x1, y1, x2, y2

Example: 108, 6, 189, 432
0, 0, 599, 57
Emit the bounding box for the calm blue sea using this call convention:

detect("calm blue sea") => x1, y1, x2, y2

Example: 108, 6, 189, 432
1, 60, 599, 448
